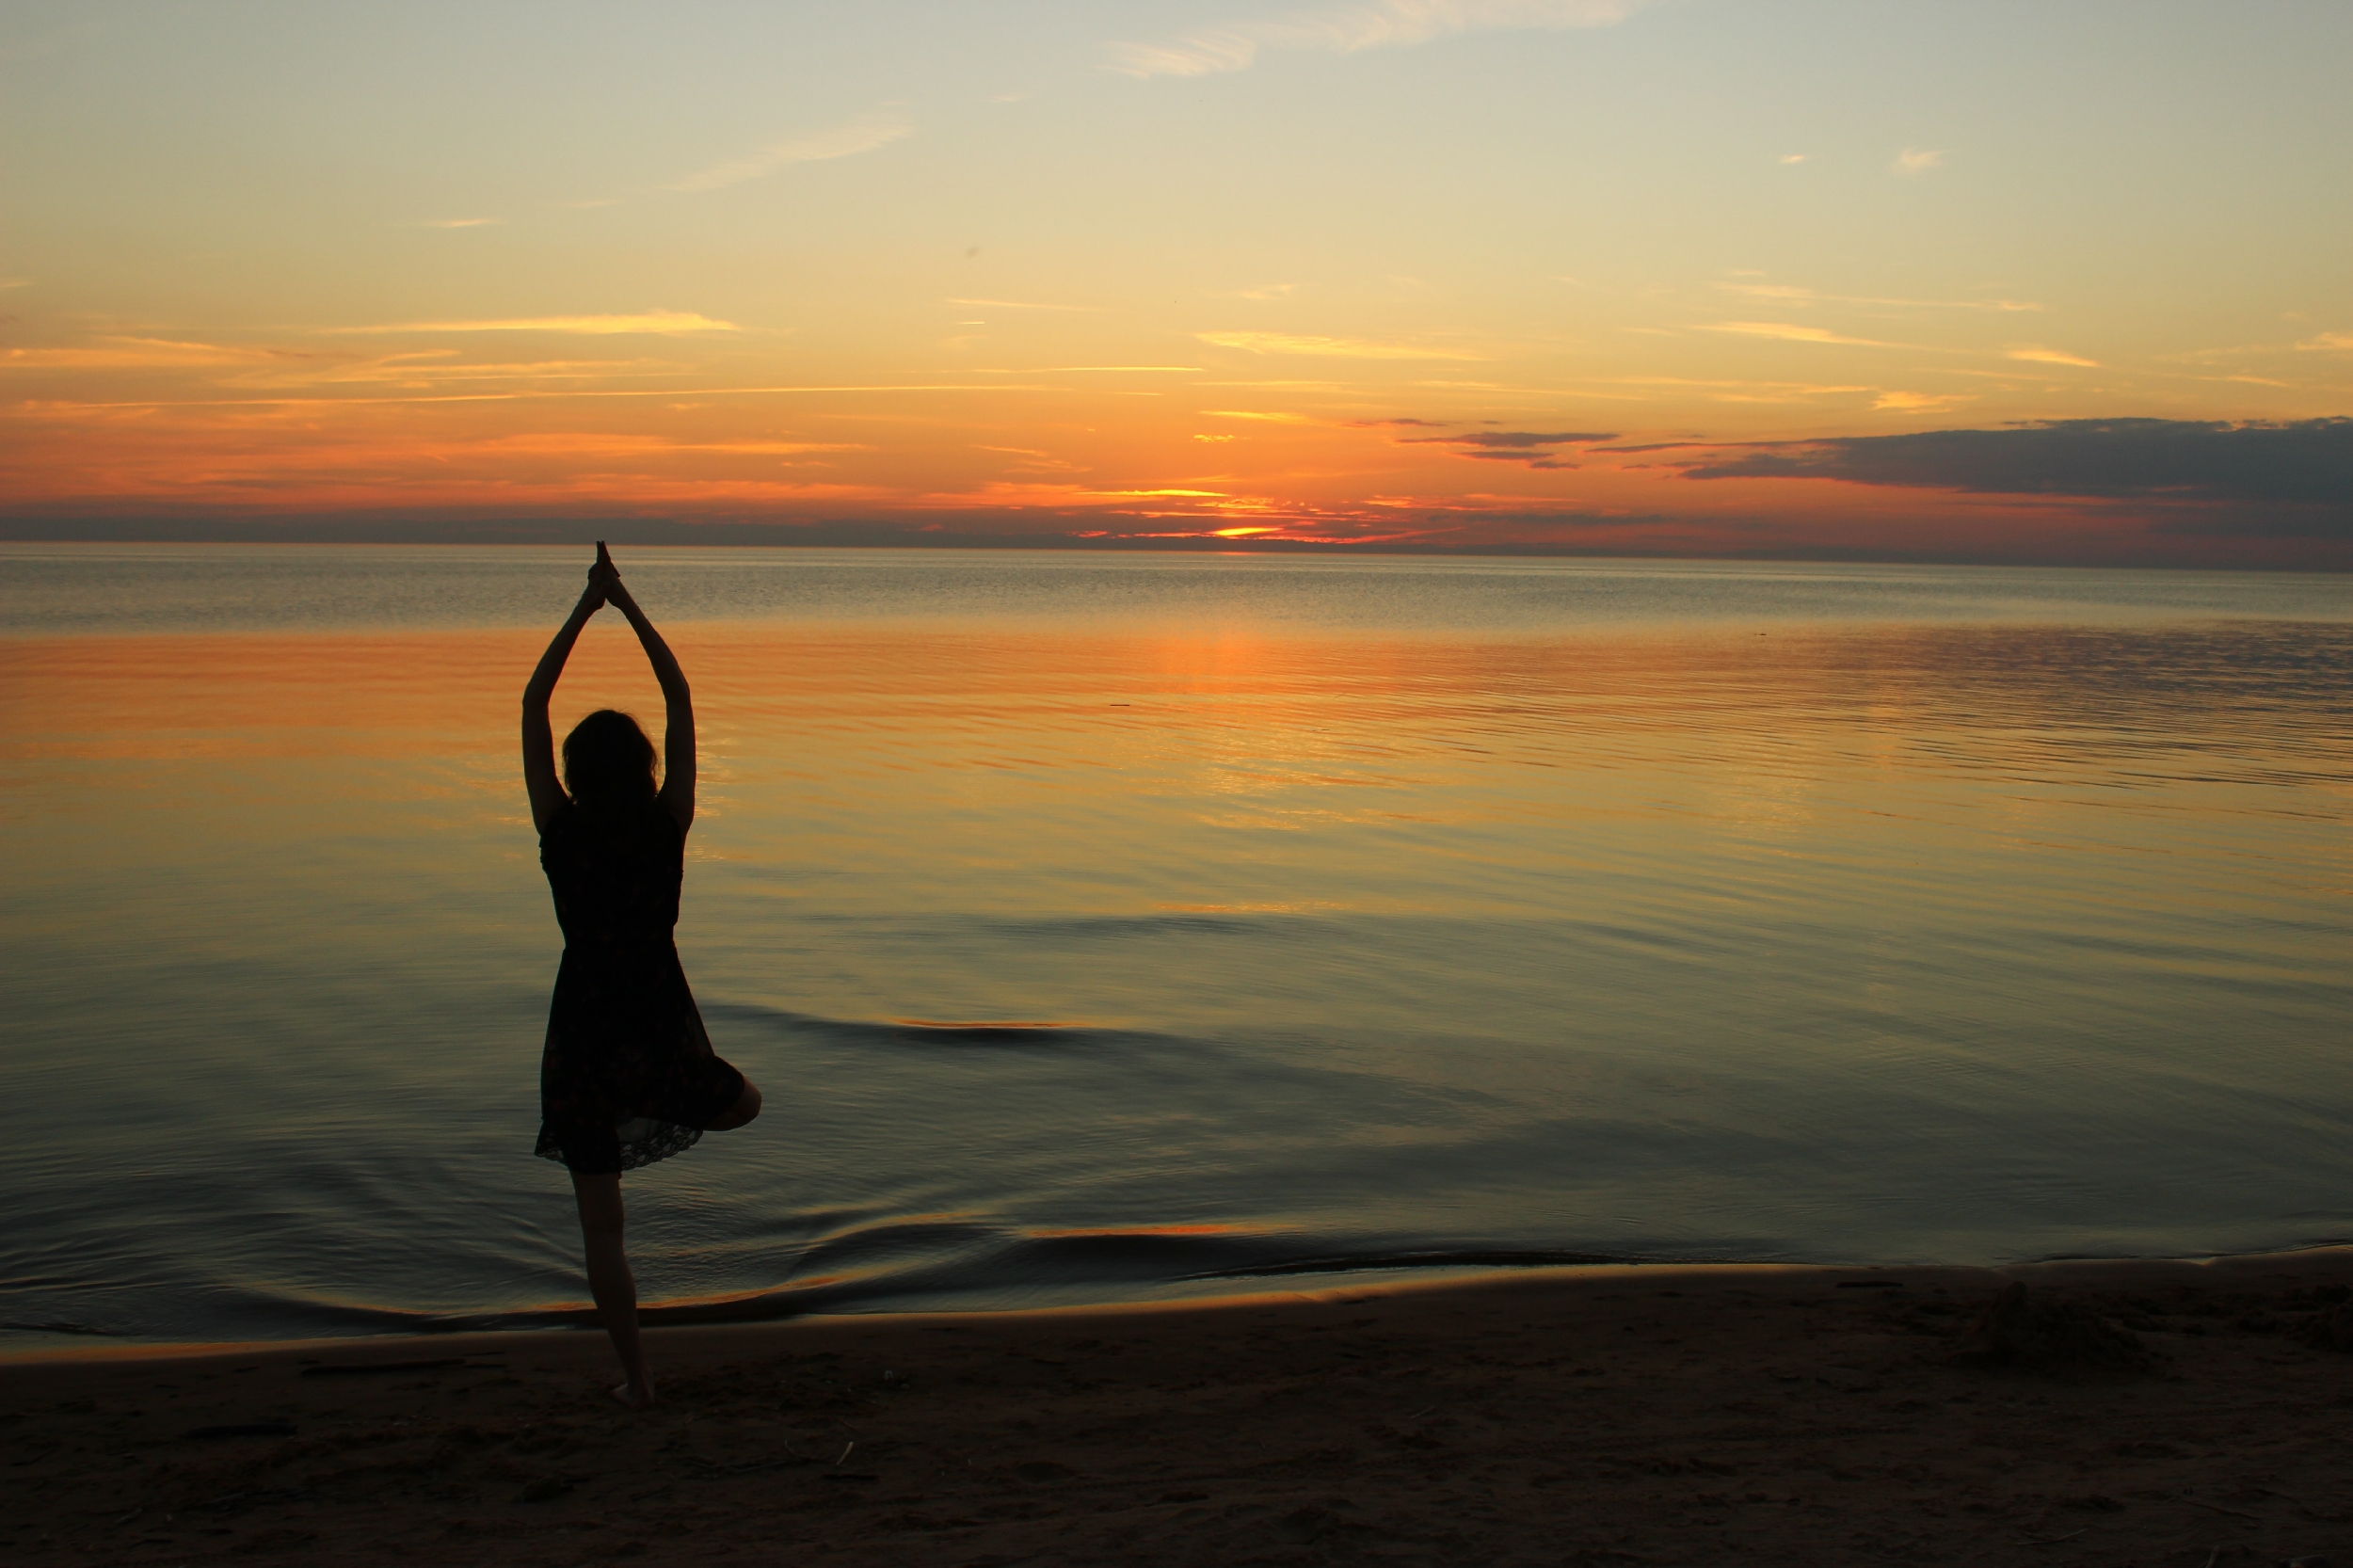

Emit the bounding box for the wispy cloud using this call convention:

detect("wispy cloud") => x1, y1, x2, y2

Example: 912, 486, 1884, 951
0, 277, 32, 290
907, 480, 1245, 510
1587, 376, 1869, 398
1, 336, 313, 370
1202, 409, 1315, 422
1107, 0, 1641, 78
1400, 429, 1617, 447
221, 356, 688, 392
414, 217, 501, 229
968, 365, 1200, 373
2299, 329, 2353, 352
1702, 321, 1905, 348
670, 112, 912, 192
327, 312, 741, 336
24, 383, 1064, 415
2006, 345, 2099, 368
1892, 148, 1945, 176
483, 434, 865, 457
1871, 391, 1970, 412
944, 297, 1106, 312
973, 443, 1090, 474
1196, 330, 1485, 360
1720, 281, 2040, 312
1778, 153, 1806, 165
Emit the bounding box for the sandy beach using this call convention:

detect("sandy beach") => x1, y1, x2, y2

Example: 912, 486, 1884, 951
8, 1252, 2353, 1567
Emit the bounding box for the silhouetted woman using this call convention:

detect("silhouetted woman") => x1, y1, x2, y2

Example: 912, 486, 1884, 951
522, 544, 761, 1408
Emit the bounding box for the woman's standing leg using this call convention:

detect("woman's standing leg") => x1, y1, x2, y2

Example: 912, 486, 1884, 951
570, 1172, 655, 1408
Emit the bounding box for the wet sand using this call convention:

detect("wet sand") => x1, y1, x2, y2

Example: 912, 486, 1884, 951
8, 1252, 2353, 1567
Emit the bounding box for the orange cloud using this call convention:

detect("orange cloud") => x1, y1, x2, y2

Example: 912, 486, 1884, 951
2, 338, 301, 370
1701, 322, 1906, 348
2006, 346, 2099, 368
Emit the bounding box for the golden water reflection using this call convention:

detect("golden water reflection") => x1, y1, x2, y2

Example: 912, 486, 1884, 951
5, 610, 2352, 1340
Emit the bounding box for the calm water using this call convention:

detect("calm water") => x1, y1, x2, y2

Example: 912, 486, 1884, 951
4, 545, 2350, 1350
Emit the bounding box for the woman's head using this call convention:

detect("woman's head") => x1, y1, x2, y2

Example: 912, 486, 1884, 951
563, 709, 657, 811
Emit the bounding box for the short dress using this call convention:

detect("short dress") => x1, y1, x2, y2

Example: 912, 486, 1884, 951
534, 801, 745, 1175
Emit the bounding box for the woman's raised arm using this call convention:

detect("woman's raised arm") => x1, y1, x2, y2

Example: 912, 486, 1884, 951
523, 560, 607, 834
597, 547, 696, 834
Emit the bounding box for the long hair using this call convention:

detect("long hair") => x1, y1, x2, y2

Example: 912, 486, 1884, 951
562, 709, 657, 813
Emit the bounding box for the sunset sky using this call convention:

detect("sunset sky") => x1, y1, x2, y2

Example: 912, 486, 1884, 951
5, 0, 2350, 566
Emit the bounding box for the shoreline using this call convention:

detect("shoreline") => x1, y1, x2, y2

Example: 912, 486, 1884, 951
10, 1248, 2353, 1565
8, 1244, 2352, 1370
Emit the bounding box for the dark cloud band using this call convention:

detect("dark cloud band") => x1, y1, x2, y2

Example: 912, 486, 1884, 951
1672, 417, 2353, 509
1383, 428, 1621, 467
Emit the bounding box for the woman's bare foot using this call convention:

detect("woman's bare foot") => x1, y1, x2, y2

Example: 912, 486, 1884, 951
611, 1380, 657, 1411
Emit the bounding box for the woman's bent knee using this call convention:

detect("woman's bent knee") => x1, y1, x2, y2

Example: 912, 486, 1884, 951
708, 1077, 761, 1131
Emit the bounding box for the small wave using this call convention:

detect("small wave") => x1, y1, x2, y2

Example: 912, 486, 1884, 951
1187, 1248, 1625, 1280
59, 1225, 1653, 1344
303, 1229, 1640, 1337
993, 912, 1283, 941
889, 1019, 1094, 1045
703, 1000, 1137, 1051
1, 1319, 123, 1337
